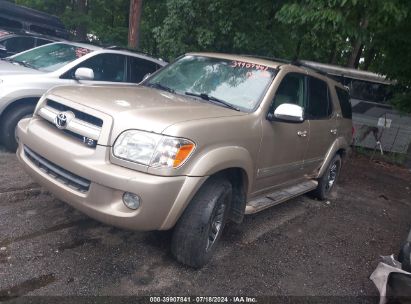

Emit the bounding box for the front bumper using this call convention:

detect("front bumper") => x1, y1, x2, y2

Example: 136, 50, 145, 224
16, 118, 206, 231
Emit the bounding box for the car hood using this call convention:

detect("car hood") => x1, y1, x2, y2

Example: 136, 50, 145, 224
48, 84, 247, 143
0, 59, 44, 75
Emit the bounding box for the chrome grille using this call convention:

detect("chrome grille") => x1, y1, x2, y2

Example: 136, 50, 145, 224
37, 99, 103, 147
47, 100, 103, 127
24, 146, 90, 193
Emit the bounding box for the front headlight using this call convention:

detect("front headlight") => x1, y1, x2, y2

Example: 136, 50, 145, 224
113, 130, 195, 168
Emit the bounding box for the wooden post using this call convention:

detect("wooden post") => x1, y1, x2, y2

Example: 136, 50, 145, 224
76, 0, 88, 41
347, 17, 369, 68
128, 0, 143, 49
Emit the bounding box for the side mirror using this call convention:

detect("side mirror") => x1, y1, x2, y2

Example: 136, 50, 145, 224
74, 67, 94, 80
270, 103, 304, 123
142, 73, 151, 82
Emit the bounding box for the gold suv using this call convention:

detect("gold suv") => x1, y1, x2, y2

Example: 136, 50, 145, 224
17, 53, 352, 268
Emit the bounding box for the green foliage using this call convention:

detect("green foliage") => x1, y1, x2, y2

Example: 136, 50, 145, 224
273, 0, 411, 112
15, 0, 129, 45
9, 0, 411, 113
275, 0, 408, 65
371, 1, 411, 113
390, 93, 411, 114
15, 0, 68, 16
86, 0, 130, 45
139, 0, 167, 56
151, 0, 295, 60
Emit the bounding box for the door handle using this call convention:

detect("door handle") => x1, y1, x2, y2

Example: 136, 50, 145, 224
297, 130, 308, 137
330, 129, 338, 135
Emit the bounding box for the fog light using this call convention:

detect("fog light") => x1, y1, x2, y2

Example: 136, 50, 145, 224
122, 192, 141, 210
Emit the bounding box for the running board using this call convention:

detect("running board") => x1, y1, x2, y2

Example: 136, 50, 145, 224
245, 180, 318, 214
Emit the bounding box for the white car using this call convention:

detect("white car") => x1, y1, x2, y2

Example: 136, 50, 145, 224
0, 41, 166, 151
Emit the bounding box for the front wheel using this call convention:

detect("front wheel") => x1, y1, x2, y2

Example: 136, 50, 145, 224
312, 154, 342, 200
0, 104, 34, 152
171, 176, 232, 268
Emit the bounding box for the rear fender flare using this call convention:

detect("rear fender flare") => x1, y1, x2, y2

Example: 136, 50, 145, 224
317, 137, 349, 178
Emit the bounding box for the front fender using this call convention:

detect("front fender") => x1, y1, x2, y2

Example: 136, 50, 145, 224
187, 146, 254, 193
160, 146, 254, 229
0, 87, 45, 115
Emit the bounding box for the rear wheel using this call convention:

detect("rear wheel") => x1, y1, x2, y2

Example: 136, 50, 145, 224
312, 154, 342, 200
0, 104, 34, 152
171, 176, 232, 268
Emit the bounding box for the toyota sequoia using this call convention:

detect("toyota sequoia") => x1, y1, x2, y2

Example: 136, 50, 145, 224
16, 53, 352, 268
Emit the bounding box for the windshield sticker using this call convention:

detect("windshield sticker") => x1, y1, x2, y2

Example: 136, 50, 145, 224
246, 70, 272, 79
75, 47, 92, 58
0, 30, 10, 37
231, 60, 269, 71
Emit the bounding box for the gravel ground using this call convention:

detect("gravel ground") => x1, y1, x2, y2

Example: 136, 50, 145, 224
0, 147, 410, 302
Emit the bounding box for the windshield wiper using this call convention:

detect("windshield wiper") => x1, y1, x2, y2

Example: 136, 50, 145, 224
185, 92, 240, 111
19, 61, 37, 70
147, 82, 175, 94
3, 58, 37, 70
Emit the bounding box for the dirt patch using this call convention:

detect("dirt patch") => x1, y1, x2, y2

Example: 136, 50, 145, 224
0, 151, 410, 299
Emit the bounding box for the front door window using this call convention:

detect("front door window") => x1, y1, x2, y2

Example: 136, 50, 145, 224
74, 53, 126, 82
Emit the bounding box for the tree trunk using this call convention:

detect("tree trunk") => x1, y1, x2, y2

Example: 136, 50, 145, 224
328, 42, 337, 64
354, 43, 363, 69
347, 39, 364, 68
128, 0, 143, 49
293, 38, 302, 61
347, 17, 369, 68
363, 47, 376, 71
75, 0, 88, 41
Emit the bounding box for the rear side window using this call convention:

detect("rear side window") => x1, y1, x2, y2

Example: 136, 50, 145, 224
306, 76, 332, 119
335, 87, 352, 119
128, 56, 159, 83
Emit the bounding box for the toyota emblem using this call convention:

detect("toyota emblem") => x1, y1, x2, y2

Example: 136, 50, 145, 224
54, 111, 74, 129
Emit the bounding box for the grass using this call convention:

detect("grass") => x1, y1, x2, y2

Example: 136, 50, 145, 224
353, 146, 408, 166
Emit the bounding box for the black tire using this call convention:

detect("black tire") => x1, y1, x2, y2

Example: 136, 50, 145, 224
0, 104, 34, 152
312, 154, 342, 200
399, 242, 411, 272
171, 176, 232, 268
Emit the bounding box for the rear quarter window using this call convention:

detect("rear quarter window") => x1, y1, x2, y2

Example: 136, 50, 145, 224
128, 56, 160, 83
335, 87, 352, 119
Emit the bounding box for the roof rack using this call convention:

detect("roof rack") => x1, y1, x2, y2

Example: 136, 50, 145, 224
242, 54, 291, 65
242, 54, 330, 76
292, 60, 329, 76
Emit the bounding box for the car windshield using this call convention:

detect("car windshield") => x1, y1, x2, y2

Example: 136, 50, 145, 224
145, 55, 277, 111
10, 43, 93, 72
